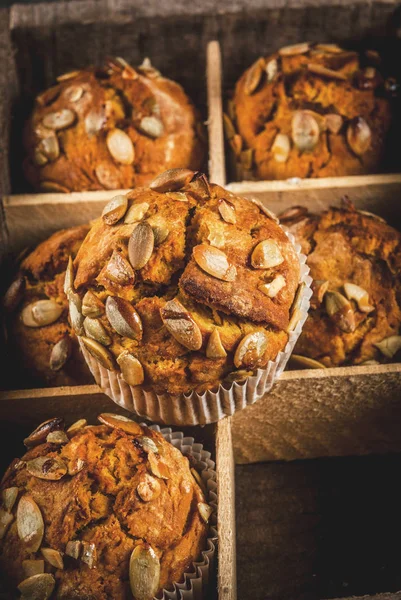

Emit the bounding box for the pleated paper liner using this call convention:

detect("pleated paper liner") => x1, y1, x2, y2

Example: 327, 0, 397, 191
80, 229, 312, 426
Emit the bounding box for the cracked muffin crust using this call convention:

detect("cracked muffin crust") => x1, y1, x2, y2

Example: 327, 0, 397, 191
0, 414, 209, 599
281, 202, 401, 367
69, 169, 301, 395
23, 58, 206, 193
3, 225, 92, 388
227, 42, 396, 181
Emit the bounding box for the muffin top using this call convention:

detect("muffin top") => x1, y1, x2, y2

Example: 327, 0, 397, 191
23, 58, 205, 193
229, 42, 396, 181
0, 414, 209, 599
3, 225, 92, 388
281, 201, 401, 367
70, 169, 301, 395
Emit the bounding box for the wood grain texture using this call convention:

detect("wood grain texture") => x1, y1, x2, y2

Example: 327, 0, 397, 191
207, 41, 226, 186
231, 364, 401, 463
236, 455, 401, 600
216, 417, 237, 600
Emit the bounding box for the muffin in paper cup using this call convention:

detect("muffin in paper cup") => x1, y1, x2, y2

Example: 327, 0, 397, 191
70, 168, 312, 425
0, 413, 217, 600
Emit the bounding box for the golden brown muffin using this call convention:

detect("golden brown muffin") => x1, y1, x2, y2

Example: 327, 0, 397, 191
280, 202, 401, 367
3, 225, 92, 388
228, 42, 397, 181
23, 58, 206, 193
69, 169, 301, 395
0, 413, 210, 599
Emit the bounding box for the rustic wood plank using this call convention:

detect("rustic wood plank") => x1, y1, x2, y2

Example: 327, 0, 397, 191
207, 41, 226, 186
236, 456, 401, 600
231, 364, 401, 463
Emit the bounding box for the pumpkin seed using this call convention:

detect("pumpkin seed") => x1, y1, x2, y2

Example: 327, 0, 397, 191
26, 456, 67, 481
234, 331, 269, 368
191, 468, 207, 494
193, 244, 237, 281
148, 452, 170, 480
24, 417, 64, 448
244, 58, 265, 95
68, 458, 85, 476
160, 299, 203, 351
36, 86, 60, 107
41, 547, 64, 570
17, 496, 44, 552
198, 502, 213, 523
124, 202, 149, 224
116, 351, 144, 386
374, 335, 401, 359
325, 291, 356, 333
343, 282, 374, 313
18, 574, 55, 600
84, 317, 112, 346
347, 117, 371, 155
325, 113, 343, 134
152, 224, 170, 246
49, 336, 72, 371
356, 210, 386, 224
279, 42, 310, 56
64, 85, 84, 103
104, 249, 135, 284
251, 240, 284, 269
82, 291, 104, 318
259, 274, 286, 298
46, 430, 69, 445
106, 129, 135, 164
137, 436, 159, 454
106, 296, 143, 340
64, 255, 74, 296
271, 133, 290, 163
3, 275, 25, 312
81, 542, 97, 569
278, 205, 309, 224
2, 487, 18, 512
138, 116, 164, 138
33, 147, 48, 166
137, 474, 161, 502
57, 70, 81, 82
206, 329, 227, 359
218, 199, 236, 224
69, 292, 84, 335
102, 194, 128, 225
149, 168, 195, 193
22, 560, 45, 578
98, 413, 142, 435
187, 172, 211, 199
67, 419, 87, 436
43, 109, 76, 130
0, 510, 13, 540
22, 299, 62, 328
292, 110, 320, 151
307, 63, 347, 81
315, 43, 343, 54
266, 58, 278, 81
85, 110, 105, 136
128, 221, 154, 269
129, 545, 160, 600
166, 191, 188, 202
311, 279, 329, 308
230, 134, 243, 155
207, 228, 226, 248
39, 135, 60, 161
223, 113, 236, 140
289, 354, 326, 369
287, 307, 301, 332
80, 336, 115, 370
65, 540, 82, 559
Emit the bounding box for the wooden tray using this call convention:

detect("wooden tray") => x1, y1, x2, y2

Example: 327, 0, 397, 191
1, 2, 401, 599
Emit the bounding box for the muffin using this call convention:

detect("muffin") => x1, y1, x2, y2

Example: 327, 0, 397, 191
2, 225, 92, 388
280, 201, 401, 368
227, 42, 397, 181
0, 413, 213, 599
67, 167, 303, 411
23, 58, 206, 193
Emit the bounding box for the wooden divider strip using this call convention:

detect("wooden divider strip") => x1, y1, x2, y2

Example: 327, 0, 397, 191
207, 41, 226, 186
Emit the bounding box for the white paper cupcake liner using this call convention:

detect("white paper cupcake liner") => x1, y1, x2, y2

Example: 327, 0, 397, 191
80, 227, 312, 425
151, 425, 218, 600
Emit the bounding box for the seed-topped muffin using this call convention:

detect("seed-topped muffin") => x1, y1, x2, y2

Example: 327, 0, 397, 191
227, 42, 397, 180
0, 413, 211, 599
2, 225, 92, 388
23, 58, 206, 193
68, 169, 302, 398
281, 201, 401, 368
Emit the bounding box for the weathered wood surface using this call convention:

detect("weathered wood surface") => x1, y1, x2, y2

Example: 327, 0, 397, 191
236, 455, 401, 600
207, 40, 226, 186
231, 364, 401, 463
